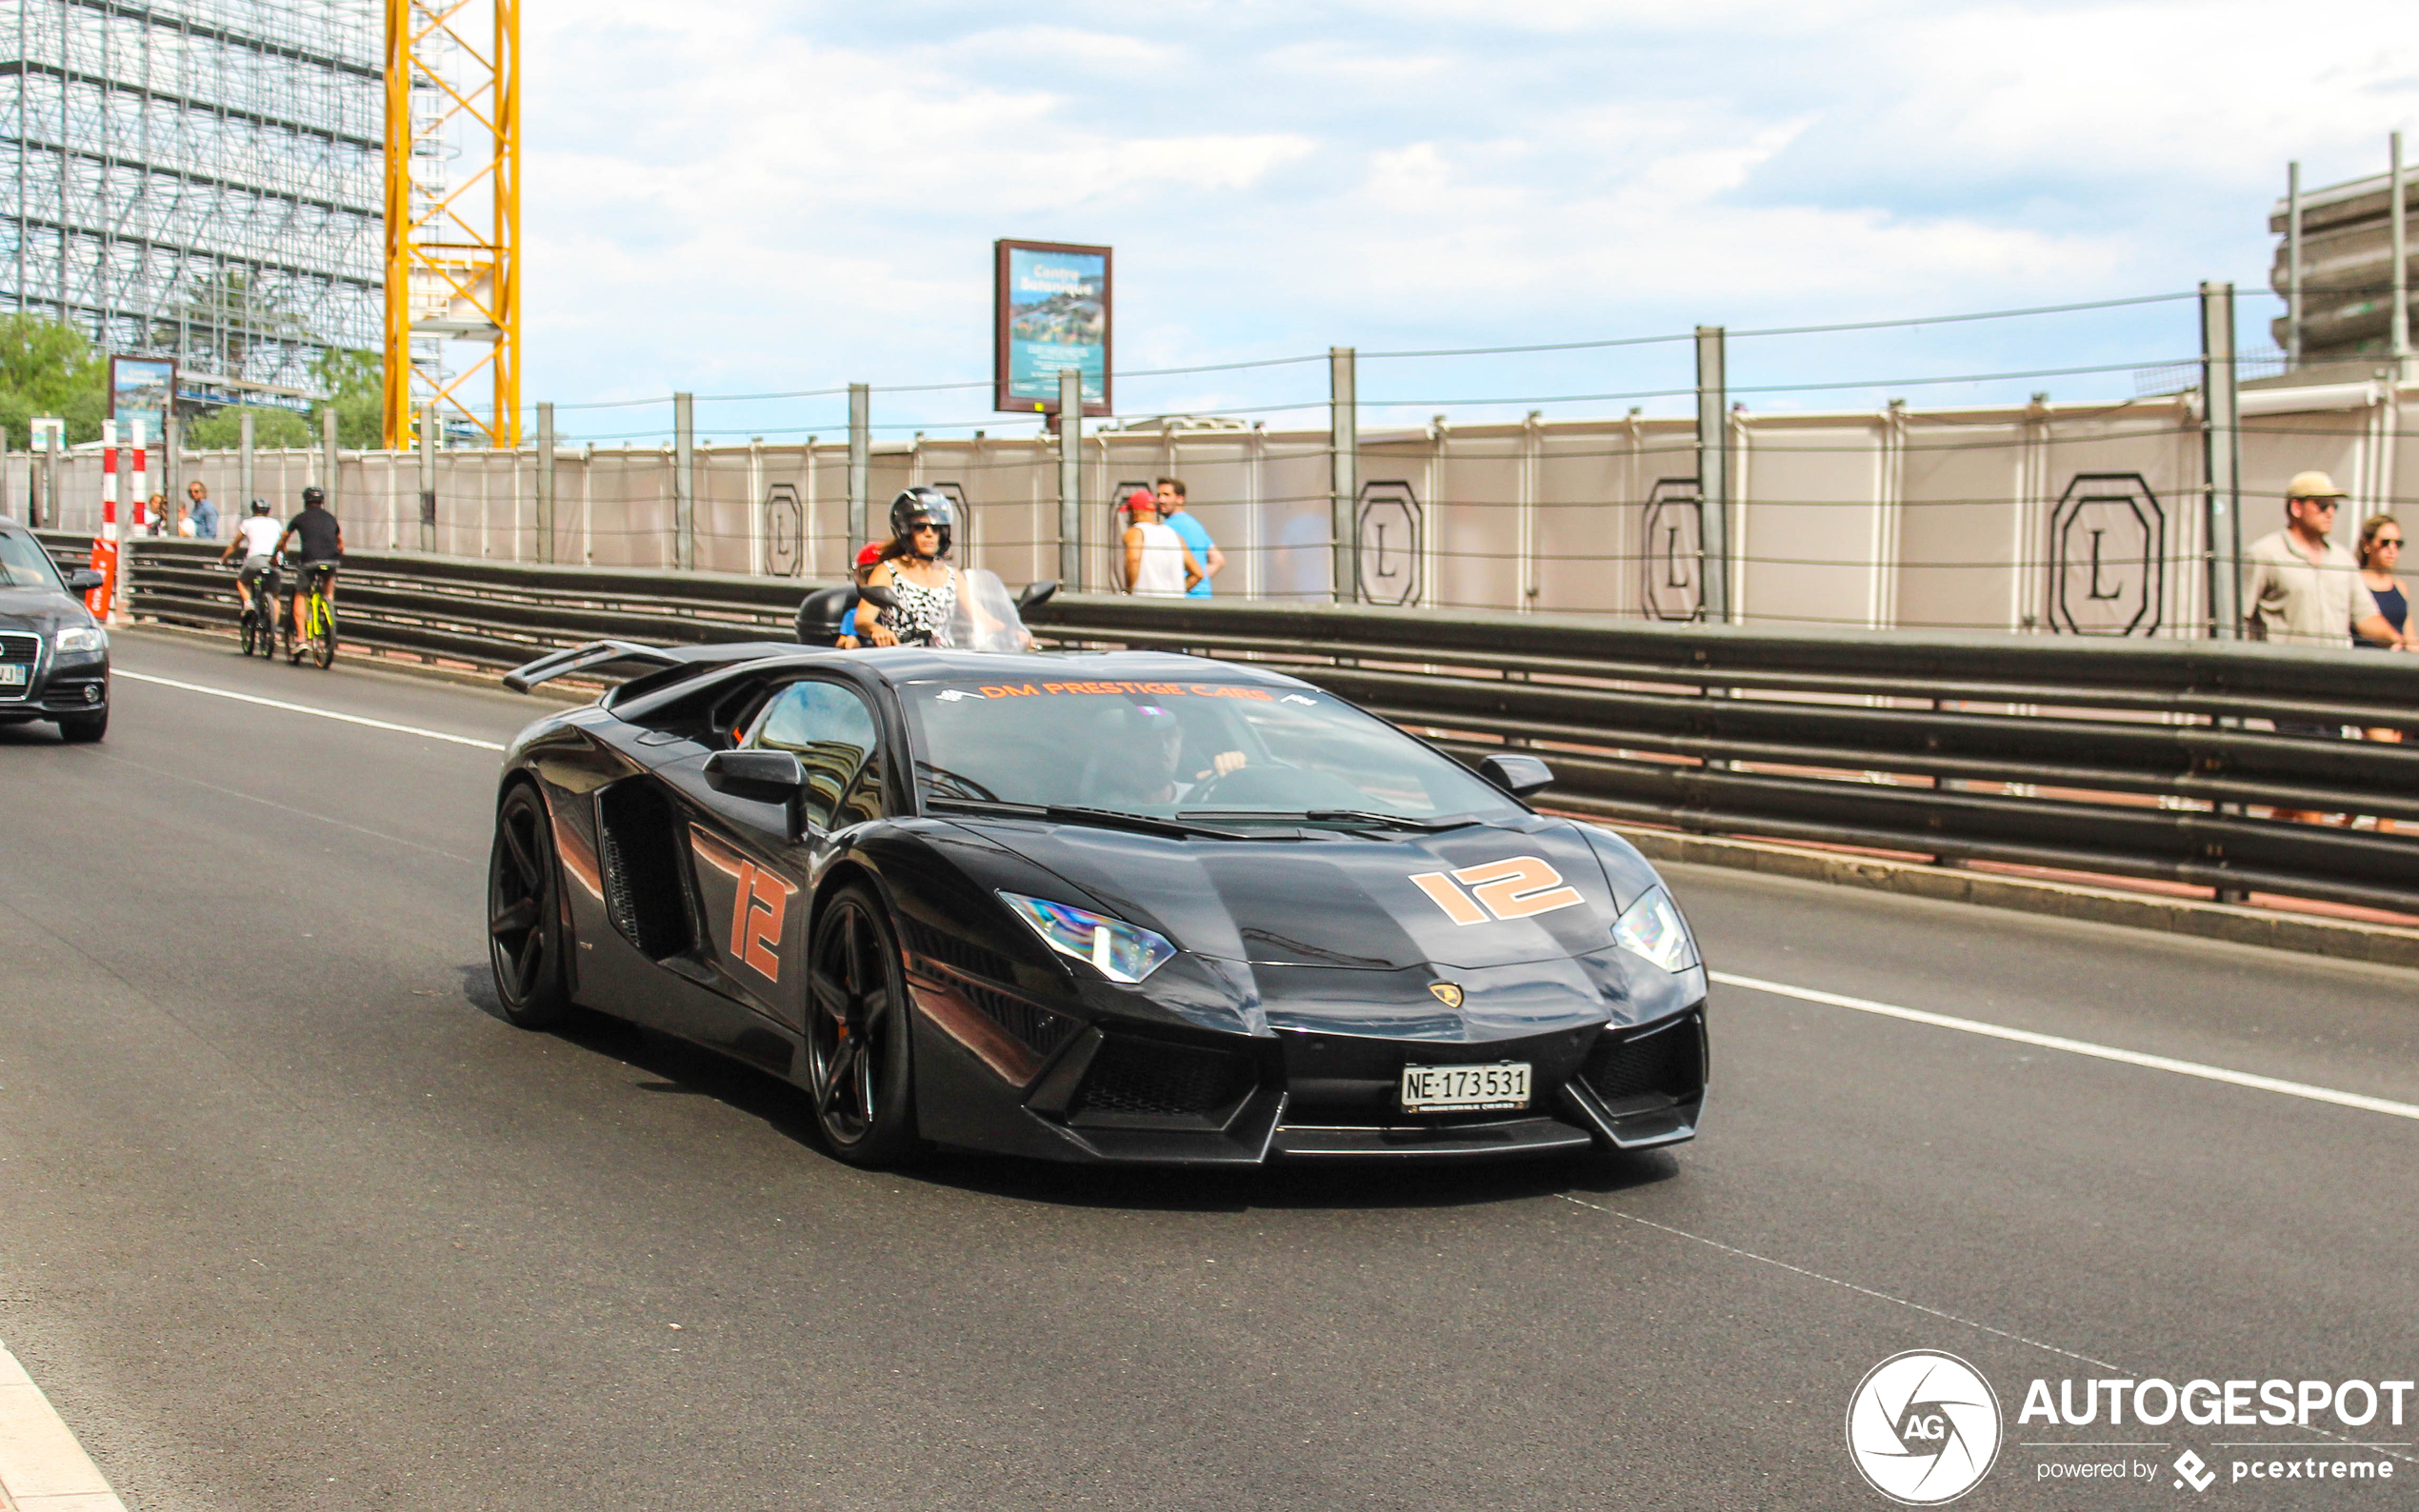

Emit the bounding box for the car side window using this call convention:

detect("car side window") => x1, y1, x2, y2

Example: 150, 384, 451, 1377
748, 680, 879, 830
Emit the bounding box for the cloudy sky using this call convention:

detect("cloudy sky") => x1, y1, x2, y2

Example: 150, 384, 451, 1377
509, 0, 2419, 442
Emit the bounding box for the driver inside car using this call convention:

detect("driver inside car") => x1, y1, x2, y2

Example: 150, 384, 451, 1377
1081, 703, 1246, 807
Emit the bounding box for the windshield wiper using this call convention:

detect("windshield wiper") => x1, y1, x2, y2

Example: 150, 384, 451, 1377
925, 797, 1250, 841
1180, 808, 1489, 832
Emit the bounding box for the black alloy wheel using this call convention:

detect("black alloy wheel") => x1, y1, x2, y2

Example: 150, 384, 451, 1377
806, 885, 920, 1167
488, 782, 571, 1028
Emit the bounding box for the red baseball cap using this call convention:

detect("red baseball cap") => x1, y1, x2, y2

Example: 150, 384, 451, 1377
1123, 488, 1154, 512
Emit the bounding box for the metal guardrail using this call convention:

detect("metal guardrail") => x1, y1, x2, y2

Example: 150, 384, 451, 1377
50, 531, 2419, 916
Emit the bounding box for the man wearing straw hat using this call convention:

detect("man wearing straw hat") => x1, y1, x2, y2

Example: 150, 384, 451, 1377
2243, 471, 2410, 651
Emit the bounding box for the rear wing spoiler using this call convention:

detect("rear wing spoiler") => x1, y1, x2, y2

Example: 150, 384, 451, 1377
502, 638, 810, 694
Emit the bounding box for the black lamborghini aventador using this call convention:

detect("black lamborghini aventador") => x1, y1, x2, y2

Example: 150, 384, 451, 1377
490, 635, 1709, 1167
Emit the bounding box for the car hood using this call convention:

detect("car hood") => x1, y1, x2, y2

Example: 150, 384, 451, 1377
956, 814, 1631, 971
0, 587, 90, 635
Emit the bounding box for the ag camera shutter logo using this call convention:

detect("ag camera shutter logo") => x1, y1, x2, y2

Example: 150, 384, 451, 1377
1846, 1351, 2004, 1504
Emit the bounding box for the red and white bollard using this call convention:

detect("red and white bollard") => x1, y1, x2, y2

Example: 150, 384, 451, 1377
130, 417, 149, 538
86, 420, 119, 623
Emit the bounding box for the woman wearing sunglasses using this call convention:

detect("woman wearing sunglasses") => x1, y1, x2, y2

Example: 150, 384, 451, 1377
2356, 514, 2409, 783
863, 487, 961, 647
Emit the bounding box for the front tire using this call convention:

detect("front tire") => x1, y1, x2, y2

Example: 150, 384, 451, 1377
56, 708, 107, 744
806, 884, 920, 1167
488, 782, 571, 1028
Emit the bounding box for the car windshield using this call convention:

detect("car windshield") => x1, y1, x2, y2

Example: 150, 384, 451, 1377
900, 676, 1527, 824
0, 532, 63, 591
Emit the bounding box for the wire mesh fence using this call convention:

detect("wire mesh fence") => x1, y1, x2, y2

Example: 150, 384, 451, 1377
8, 286, 2414, 641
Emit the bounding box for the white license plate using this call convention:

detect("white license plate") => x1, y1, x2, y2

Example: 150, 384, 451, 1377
1399, 1061, 1531, 1113
0, 666, 25, 686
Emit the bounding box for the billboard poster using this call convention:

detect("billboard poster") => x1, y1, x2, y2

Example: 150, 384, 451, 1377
994, 239, 1111, 417
108, 355, 176, 448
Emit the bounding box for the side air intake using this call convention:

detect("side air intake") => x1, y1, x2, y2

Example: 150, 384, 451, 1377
595, 782, 692, 959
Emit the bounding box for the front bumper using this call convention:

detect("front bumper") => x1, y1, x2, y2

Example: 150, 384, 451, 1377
910, 949, 1708, 1165
0, 641, 108, 721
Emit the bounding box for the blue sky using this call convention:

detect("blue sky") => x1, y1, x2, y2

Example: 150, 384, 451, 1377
511, 0, 2419, 443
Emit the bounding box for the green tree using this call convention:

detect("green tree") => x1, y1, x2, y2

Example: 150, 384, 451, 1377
185, 404, 313, 449
0, 314, 109, 445
310, 347, 383, 448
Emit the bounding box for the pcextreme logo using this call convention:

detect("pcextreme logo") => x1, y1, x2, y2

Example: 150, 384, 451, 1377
1846, 1351, 2004, 1505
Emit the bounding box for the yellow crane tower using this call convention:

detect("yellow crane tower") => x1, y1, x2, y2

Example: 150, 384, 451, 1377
384, 0, 521, 448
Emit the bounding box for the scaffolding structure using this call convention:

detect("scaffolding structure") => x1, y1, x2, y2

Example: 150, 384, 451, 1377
0, 0, 382, 401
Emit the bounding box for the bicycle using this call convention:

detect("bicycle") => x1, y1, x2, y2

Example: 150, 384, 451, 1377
235, 555, 283, 659
288, 563, 338, 669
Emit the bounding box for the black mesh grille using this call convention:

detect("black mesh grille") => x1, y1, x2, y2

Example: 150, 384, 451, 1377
0, 632, 35, 664
596, 784, 692, 959
1583, 1013, 1704, 1110
1073, 1037, 1253, 1120
900, 917, 1018, 985
960, 979, 1078, 1058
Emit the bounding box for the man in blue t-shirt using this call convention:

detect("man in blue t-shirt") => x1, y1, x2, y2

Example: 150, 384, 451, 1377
1155, 477, 1222, 597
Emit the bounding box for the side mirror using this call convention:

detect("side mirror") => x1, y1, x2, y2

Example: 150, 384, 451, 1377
65, 567, 105, 592
855, 584, 899, 611
1015, 579, 1059, 613
1477, 752, 1553, 798
704, 748, 809, 837
705, 748, 806, 798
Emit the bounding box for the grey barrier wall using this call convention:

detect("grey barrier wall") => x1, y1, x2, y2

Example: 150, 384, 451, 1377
66, 534, 2419, 921
10, 375, 2413, 637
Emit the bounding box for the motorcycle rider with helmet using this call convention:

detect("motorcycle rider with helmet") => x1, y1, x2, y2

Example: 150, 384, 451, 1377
863, 487, 959, 647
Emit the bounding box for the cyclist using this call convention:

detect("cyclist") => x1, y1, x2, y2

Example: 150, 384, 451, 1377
276, 486, 343, 651
217, 499, 284, 627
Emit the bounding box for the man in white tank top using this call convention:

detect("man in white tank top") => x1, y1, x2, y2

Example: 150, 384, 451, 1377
1121, 489, 1202, 597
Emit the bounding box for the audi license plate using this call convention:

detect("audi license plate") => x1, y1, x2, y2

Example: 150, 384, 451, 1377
1399, 1062, 1530, 1114
0, 665, 25, 686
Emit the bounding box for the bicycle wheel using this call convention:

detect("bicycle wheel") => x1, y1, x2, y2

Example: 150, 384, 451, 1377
313, 599, 336, 668
239, 607, 258, 657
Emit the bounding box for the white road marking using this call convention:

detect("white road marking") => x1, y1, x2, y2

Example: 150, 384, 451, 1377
114, 669, 507, 751
0, 1341, 129, 1510
1709, 968, 2419, 1122
1554, 1195, 2417, 1467
1556, 1195, 2124, 1370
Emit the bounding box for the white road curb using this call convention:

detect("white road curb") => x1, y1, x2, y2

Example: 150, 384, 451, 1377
0, 1343, 127, 1511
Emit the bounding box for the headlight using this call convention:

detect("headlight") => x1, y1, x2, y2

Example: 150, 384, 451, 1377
55, 625, 106, 654
998, 892, 1177, 984
1612, 885, 1698, 972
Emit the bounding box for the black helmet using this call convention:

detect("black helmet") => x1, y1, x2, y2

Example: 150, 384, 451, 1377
889, 486, 956, 556
250, 498, 272, 514
302, 486, 325, 507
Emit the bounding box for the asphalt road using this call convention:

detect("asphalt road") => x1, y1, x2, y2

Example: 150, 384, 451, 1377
3, 628, 2414, 1511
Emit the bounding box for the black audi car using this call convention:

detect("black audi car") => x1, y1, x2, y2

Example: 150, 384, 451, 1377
490, 638, 1709, 1167
0, 522, 111, 742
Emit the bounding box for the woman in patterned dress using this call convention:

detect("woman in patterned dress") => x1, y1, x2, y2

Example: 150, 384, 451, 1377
863, 487, 960, 647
